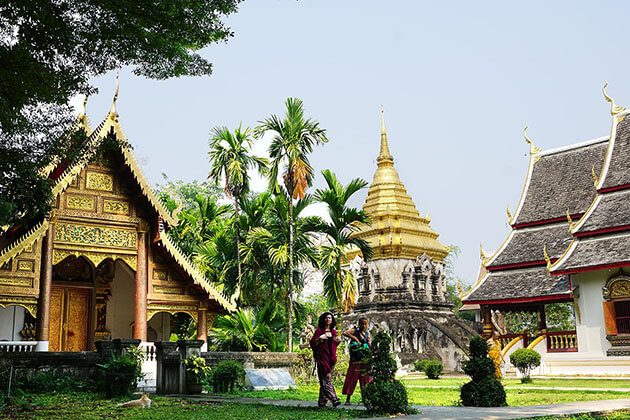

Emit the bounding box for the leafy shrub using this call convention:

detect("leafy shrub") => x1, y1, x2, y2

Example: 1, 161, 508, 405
424, 360, 443, 380
362, 331, 411, 415
97, 348, 144, 397
332, 343, 350, 387
509, 348, 541, 383
460, 336, 506, 407
294, 348, 317, 385
210, 360, 245, 393
363, 380, 408, 413
413, 359, 427, 372
183, 355, 211, 384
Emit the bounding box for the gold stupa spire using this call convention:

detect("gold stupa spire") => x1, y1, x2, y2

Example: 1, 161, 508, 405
348, 110, 448, 262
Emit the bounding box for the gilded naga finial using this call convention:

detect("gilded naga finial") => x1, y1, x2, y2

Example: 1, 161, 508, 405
456, 279, 464, 299
110, 71, 120, 118
602, 82, 626, 116
523, 126, 541, 156
566, 209, 574, 232
592, 165, 600, 188
480, 244, 488, 266
543, 245, 551, 270
506, 206, 513, 225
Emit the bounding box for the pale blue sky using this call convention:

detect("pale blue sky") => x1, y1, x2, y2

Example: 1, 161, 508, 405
83, 1, 630, 284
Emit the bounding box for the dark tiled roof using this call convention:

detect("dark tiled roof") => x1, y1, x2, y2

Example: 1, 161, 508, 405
465, 266, 571, 302
552, 232, 630, 273
514, 140, 607, 225
576, 189, 630, 234
602, 118, 630, 189
488, 223, 572, 268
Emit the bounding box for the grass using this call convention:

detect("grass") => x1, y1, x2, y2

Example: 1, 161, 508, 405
236, 381, 630, 407
402, 377, 630, 389
1, 392, 365, 420
522, 410, 630, 420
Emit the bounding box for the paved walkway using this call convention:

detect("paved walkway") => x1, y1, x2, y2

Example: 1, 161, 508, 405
181, 395, 630, 419
406, 384, 630, 392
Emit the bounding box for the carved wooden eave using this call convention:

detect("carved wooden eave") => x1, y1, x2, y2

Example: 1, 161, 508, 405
50, 112, 178, 227
158, 231, 236, 312
0, 220, 49, 267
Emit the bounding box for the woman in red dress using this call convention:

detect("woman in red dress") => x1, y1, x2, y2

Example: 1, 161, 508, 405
342, 317, 372, 405
310, 312, 342, 407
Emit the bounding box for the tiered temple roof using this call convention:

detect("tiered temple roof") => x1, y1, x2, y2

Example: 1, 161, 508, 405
552, 98, 630, 275
0, 98, 235, 313
349, 112, 448, 262
464, 130, 608, 305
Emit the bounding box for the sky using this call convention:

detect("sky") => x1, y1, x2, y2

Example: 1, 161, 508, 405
81, 1, 630, 285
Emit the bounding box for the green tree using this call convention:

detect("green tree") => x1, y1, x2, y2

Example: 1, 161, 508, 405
255, 98, 329, 351
208, 125, 267, 286
0, 0, 242, 228
243, 194, 323, 349
313, 170, 372, 321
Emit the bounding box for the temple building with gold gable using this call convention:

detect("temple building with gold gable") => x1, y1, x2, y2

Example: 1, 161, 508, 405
0, 91, 235, 352
345, 112, 475, 371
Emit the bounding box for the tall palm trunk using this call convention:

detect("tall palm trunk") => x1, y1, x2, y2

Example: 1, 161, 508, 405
234, 198, 242, 284
287, 198, 294, 352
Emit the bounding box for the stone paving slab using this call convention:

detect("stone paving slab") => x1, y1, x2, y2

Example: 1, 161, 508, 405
406, 384, 630, 392
178, 395, 630, 419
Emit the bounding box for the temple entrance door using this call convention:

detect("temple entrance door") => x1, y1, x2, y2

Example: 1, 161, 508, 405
49, 286, 90, 351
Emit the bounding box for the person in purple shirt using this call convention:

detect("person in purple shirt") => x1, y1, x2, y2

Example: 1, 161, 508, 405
310, 312, 342, 407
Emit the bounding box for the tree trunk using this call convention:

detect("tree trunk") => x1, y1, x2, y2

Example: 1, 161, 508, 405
234, 198, 242, 286
287, 198, 294, 352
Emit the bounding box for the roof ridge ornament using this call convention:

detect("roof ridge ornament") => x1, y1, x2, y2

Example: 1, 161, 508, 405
377, 106, 393, 163
566, 209, 575, 232
480, 243, 490, 267
591, 165, 600, 188
543, 245, 552, 270
523, 126, 542, 156
506, 206, 513, 225
602, 82, 626, 116
109, 71, 120, 119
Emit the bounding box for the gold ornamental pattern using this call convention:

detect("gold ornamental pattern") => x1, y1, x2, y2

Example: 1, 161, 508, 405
610, 279, 630, 299
66, 195, 96, 211
103, 199, 129, 215
52, 249, 137, 271
86, 172, 114, 191
54, 223, 137, 249
0, 295, 38, 317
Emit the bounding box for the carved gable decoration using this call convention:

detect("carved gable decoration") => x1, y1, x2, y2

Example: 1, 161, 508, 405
54, 223, 137, 249
603, 273, 630, 300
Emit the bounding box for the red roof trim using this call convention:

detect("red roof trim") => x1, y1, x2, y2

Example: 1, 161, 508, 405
552, 260, 630, 276
487, 260, 548, 271
574, 224, 630, 238
464, 293, 572, 306
512, 214, 583, 230
599, 184, 630, 194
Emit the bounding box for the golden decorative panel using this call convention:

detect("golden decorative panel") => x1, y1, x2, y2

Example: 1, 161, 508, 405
103, 199, 129, 215
610, 280, 630, 299
66, 194, 95, 211
54, 223, 137, 249
0, 277, 31, 287
147, 304, 198, 322
17, 260, 34, 272
52, 249, 137, 271
153, 270, 168, 281
0, 296, 37, 318
65, 288, 90, 352
86, 172, 113, 191
154, 286, 182, 295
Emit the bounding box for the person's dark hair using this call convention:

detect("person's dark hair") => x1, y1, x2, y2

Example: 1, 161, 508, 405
358, 317, 369, 324
317, 312, 337, 329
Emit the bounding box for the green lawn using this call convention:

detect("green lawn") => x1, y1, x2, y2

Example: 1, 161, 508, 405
1, 393, 365, 420
402, 377, 630, 390
237, 382, 630, 407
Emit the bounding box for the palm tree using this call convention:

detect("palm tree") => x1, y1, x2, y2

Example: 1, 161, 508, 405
243, 193, 323, 350
208, 125, 267, 285
255, 98, 328, 351
314, 169, 372, 322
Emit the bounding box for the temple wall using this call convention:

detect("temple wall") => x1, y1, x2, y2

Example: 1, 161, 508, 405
572, 269, 615, 357
367, 258, 413, 288
105, 260, 135, 339
0, 306, 26, 341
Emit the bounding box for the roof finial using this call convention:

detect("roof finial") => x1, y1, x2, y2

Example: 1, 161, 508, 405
506, 206, 513, 225
566, 209, 574, 232
110, 71, 120, 117
543, 245, 552, 270
592, 165, 599, 188
523, 126, 541, 156
602, 82, 626, 116
378, 106, 393, 163
480, 244, 489, 266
